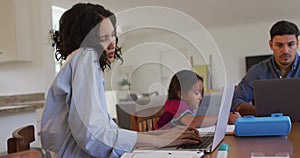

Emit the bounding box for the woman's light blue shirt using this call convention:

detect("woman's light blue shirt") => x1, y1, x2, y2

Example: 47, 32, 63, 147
41, 48, 137, 158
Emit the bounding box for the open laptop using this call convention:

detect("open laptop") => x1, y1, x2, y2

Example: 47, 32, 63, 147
196, 92, 223, 116
254, 78, 300, 122
135, 84, 234, 154
176, 84, 234, 153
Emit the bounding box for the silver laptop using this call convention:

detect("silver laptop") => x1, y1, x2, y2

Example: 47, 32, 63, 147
254, 78, 300, 122
152, 84, 235, 153
196, 92, 223, 116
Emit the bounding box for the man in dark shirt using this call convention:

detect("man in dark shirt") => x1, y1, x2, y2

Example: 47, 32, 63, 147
233, 20, 300, 116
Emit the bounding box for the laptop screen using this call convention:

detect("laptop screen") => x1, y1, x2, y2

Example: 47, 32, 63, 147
254, 78, 300, 122
196, 92, 223, 116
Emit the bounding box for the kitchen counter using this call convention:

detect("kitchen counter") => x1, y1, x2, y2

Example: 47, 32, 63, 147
0, 93, 45, 113
0, 101, 44, 113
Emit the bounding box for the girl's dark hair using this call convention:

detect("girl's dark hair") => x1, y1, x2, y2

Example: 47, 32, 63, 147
167, 70, 203, 100
50, 3, 122, 71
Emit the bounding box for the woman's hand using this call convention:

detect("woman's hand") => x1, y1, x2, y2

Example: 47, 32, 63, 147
155, 126, 202, 147
136, 126, 201, 148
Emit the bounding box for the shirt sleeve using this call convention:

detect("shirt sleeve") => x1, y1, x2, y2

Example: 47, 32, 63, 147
171, 110, 194, 126
164, 101, 179, 115
154, 112, 174, 129
232, 66, 258, 108
68, 49, 137, 157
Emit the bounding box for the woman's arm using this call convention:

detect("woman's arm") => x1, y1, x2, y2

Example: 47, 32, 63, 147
69, 50, 137, 157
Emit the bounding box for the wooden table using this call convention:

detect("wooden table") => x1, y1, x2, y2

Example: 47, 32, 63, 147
205, 122, 300, 158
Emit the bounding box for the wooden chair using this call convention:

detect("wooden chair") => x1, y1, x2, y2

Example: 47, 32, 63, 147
131, 106, 164, 132
7, 125, 35, 154
0, 150, 41, 158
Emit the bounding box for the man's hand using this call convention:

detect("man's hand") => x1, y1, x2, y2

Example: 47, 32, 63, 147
236, 102, 256, 116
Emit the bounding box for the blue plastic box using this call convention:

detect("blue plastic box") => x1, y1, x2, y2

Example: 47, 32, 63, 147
234, 113, 291, 136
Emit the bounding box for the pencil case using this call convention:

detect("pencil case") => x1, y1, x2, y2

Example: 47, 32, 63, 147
234, 113, 291, 136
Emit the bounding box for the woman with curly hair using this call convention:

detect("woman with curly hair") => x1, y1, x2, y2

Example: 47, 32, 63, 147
41, 3, 201, 158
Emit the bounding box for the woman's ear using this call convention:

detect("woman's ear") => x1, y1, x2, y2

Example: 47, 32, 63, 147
177, 90, 181, 99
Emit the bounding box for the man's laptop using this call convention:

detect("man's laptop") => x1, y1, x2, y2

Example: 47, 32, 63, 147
146, 84, 234, 153
254, 78, 300, 122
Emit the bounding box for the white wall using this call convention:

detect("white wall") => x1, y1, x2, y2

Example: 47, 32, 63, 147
101, 6, 228, 94
105, 17, 300, 94
209, 22, 271, 85
0, 0, 53, 153
0, 0, 54, 96
1, 0, 300, 96
208, 18, 300, 85
46, 1, 300, 91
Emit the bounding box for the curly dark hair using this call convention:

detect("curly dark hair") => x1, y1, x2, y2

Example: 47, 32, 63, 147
167, 70, 203, 100
50, 3, 123, 71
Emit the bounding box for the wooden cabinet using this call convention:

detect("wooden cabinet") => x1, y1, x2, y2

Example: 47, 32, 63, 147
0, 0, 32, 62
0, 0, 16, 62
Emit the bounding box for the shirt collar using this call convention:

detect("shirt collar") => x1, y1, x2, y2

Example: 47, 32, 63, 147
292, 53, 299, 71
271, 53, 299, 72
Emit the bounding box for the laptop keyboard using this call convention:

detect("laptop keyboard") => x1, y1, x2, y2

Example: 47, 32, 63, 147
179, 135, 214, 149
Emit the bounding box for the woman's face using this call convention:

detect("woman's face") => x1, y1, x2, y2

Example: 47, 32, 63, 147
182, 80, 203, 110
99, 18, 116, 63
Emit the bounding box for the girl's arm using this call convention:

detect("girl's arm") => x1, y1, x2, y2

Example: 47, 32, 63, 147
228, 111, 242, 124
171, 110, 218, 128
190, 115, 218, 127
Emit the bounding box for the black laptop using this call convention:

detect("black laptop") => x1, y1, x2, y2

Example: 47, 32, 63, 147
254, 78, 300, 122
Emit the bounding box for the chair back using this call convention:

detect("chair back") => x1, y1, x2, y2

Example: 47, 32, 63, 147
7, 125, 35, 154
0, 150, 41, 158
131, 106, 164, 132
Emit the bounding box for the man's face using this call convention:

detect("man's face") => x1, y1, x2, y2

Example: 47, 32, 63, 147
269, 35, 299, 68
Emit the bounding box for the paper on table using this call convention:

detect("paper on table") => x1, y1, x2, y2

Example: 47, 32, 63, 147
251, 152, 290, 158
226, 124, 235, 135
198, 125, 235, 134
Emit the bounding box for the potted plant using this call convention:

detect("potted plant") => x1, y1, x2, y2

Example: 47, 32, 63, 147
119, 78, 130, 90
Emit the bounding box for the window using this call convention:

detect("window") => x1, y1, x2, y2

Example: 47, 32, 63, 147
51, 5, 66, 73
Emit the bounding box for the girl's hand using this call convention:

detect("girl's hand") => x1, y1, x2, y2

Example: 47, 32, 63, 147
228, 111, 242, 125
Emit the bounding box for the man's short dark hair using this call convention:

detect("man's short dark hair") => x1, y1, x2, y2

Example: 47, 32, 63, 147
270, 20, 300, 40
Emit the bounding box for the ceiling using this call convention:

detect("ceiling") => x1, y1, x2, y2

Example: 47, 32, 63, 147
53, 0, 300, 29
